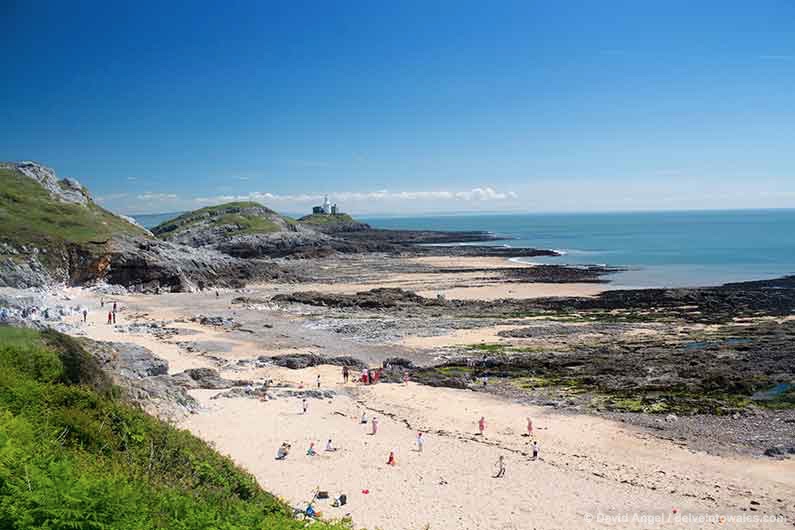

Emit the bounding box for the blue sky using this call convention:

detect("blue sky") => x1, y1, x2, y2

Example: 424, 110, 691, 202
1, 0, 794, 215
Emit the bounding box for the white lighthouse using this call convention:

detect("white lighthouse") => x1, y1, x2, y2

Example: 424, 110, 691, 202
322, 194, 331, 214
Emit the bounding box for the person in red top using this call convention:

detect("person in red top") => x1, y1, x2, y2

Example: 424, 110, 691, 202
478, 416, 486, 435
107, 311, 113, 325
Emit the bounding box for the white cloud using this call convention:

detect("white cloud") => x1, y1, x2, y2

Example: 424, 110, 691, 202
137, 192, 178, 201
193, 187, 518, 205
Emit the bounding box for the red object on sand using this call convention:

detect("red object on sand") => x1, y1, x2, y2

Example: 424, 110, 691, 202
361, 489, 369, 494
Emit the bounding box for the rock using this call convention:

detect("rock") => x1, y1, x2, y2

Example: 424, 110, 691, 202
277, 389, 336, 399
104, 234, 286, 292
211, 385, 272, 400
171, 368, 251, 389
665, 414, 678, 422
12, 161, 90, 205
268, 353, 366, 370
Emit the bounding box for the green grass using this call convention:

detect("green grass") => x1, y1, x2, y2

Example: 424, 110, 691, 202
0, 167, 148, 265
0, 325, 351, 530
298, 213, 356, 225
152, 202, 295, 239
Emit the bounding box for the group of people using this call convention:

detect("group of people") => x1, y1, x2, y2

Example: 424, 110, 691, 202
280, 373, 541, 489
341, 365, 410, 385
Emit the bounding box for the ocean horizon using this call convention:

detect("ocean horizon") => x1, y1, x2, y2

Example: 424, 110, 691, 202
134, 208, 795, 289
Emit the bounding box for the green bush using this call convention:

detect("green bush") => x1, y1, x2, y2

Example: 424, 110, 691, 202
0, 326, 351, 529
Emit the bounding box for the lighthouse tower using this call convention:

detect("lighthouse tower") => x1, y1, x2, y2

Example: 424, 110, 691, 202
322, 194, 331, 214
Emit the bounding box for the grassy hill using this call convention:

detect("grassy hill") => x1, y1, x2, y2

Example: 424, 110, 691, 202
152, 202, 298, 241
0, 325, 350, 530
298, 213, 356, 226
0, 164, 149, 272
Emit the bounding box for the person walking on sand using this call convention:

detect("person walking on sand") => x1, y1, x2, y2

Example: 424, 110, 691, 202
82, 309, 87, 323
494, 455, 506, 478
342, 365, 349, 383
386, 451, 396, 466
478, 416, 486, 436
302, 398, 308, 415
316, 374, 321, 389
107, 311, 113, 325
370, 417, 379, 435
416, 432, 424, 453
531, 441, 539, 461
403, 371, 409, 385
526, 417, 533, 437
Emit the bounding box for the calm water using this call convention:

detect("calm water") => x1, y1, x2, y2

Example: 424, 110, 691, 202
360, 210, 795, 288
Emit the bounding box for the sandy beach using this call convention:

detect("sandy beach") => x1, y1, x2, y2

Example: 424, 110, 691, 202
50, 271, 795, 530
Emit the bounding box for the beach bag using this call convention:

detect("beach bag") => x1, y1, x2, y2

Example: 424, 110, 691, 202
338, 494, 347, 506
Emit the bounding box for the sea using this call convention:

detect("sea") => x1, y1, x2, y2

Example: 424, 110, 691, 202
360, 209, 795, 289
133, 209, 795, 289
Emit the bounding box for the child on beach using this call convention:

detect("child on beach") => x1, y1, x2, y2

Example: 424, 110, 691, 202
302, 398, 308, 414
360, 411, 368, 424
275, 443, 291, 460
370, 417, 379, 435
307, 442, 317, 456
386, 451, 396, 466
532, 441, 539, 460
416, 432, 424, 452
325, 439, 337, 452
316, 375, 321, 389
494, 455, 506, 478
478, 416, 486, 435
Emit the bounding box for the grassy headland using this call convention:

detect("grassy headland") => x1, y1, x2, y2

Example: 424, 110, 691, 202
152, 202, 297, 240
0, 166, 148, 269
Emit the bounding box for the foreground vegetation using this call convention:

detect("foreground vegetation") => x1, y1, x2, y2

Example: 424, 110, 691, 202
0, 325, 349, 529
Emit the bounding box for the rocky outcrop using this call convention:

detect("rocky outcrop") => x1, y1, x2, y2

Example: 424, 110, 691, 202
170, 367, 251, 389
268, 353, 367, 370
80, 339, 199, 420
104, 234, 288, 292
272, 287, 441, 309
8, 161, 92, 205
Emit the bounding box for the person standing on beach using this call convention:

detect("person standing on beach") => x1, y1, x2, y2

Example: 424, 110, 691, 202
478, 416, 486, 435
342, 366, 349, 383
494, 456, 506, 478
416, 432, 424, 453
82, 309, 87, 323
107, 311, 113, 325
531, 441, 539, 461
316, 374, 321, 389
370, 417, 379, 435
403, 371, 409, 385
526, 417, 533, 437
302, 398, 308, 415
